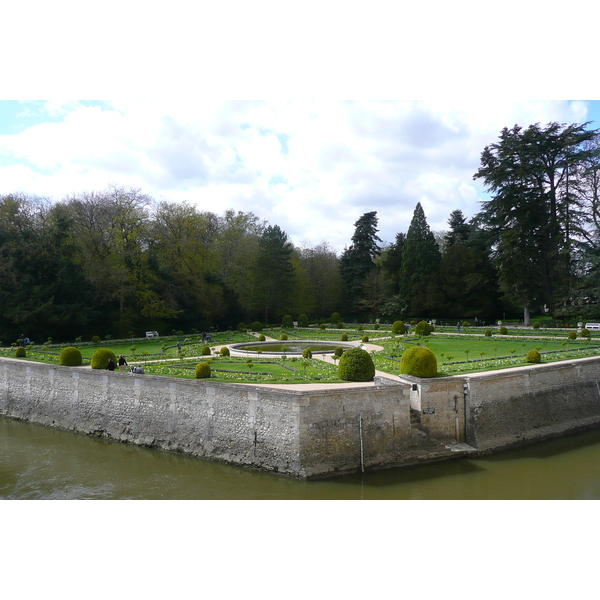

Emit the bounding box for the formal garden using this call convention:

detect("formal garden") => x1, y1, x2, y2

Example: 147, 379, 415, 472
2, 320, 599, 383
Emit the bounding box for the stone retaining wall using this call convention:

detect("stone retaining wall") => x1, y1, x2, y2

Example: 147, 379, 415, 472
2, 355, 600, 478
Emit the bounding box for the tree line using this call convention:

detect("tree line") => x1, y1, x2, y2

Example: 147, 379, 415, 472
1, 121, 599, 343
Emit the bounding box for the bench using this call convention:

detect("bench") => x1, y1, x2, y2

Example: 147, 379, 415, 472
585, 323, 600, 330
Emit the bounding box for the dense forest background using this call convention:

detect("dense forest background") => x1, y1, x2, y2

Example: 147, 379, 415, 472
2, 121, 600, 343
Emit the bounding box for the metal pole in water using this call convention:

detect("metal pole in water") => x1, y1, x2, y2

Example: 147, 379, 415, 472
359, 413, 365, 472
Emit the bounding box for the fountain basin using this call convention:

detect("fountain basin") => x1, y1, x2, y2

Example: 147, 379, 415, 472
229, 340, 357, 355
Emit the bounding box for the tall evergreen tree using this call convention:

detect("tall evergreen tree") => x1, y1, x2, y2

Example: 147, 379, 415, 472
474, 122, 599, 323
253, 225, 296, 322
339, 211, 382, 319
399, 203, 441, 314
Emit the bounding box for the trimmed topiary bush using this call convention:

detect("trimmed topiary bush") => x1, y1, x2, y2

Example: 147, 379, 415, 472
362, 335, 369, 343
415, 321, 433, 336
92, 335, 100, 343
281, 314, 293, 328
334, 347, 345, 357
298, 314, 309, 327
400, 346, 438, 378
201, 345, 211, 355
374, 323, 380, 330
340, 333, 348, 341
392, 320, 405, 335
237, 322, 247, 332
15, 347, 26, 358
280, 333, 288, 341
337, 348, 375, 382
532, 321, 540, 329
195, 362, 211, 378
258, 334, 266, 341
581, 328, 590, 338
219, 346, 230, 356
250, 321, 263, 332
302, 348, 312, 359
60, 347, 83, 366
525, 349, 542, 364
484, 329, 493, 337
331, 312, 341, 324
91, 348, 117, 369
462, 321, 470, 328
500, 326, 508, 335
568, 331, 577, 340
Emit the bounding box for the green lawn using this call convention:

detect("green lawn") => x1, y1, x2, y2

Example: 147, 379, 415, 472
3, 329, 599, 382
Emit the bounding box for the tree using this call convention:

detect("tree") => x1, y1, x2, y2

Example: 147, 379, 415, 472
339, 211, 382, 318
474, 122, 599, 324
399, 203, 441, 314
253, 225, 296, 322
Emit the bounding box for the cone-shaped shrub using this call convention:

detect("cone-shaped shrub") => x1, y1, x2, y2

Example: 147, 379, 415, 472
337, 348, 375, 382
91, 348, 117, 369
60, 347, 83, 366
195, 362, 211, 378
400, 346, 437, 378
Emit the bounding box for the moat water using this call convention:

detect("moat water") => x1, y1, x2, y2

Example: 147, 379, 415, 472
2, 415, 600, 499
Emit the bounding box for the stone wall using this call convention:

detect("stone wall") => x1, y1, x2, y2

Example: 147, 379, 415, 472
3, 355, 600, 478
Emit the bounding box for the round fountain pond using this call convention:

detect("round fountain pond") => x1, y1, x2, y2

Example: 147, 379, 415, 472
229, 340, 357, 355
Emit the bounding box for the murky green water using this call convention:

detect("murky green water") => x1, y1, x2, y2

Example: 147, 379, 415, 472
2, 415, 600, 499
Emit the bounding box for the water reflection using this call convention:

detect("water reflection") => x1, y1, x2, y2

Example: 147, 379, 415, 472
2, 416, 600, 500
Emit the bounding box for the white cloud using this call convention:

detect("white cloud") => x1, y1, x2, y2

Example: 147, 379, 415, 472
0, 99, 594, 253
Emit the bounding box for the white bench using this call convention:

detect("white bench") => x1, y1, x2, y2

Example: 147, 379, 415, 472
145, 331, 159, 338
585, 323, 600, 330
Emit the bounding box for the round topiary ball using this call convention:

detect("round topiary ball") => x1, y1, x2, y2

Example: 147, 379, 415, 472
500, 326, 508, 335
392, 320, 405, 335
280, 333, 288, 341
526, 349, 542, 364
195, 362, 211, 378
201, 345, 211, 355
220, 346, 230, 356
415, 321, 432, 336
298, 314, 309, 327
568, 331, 577, 340
237, 322, 247, 332
60, 346, 83, 366
91, 348, 117, 369
281, 315, 293, 328
337, 348, 375, 382
15, 346, 26, 358
484, 329, 492, 337
400, 346, 438, 378
92, 335, 100, 343
581, 328, 590, 338
362, 335, 369, 343
341, 333, 348, 341
532, 321, 541, 329
302, 348, 312, 359
334, 347, 344, 357
250, 321, 263, 332
258, 334, 266, 342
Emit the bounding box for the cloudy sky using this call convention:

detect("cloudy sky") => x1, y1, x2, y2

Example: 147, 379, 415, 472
1, 99, 598, 253
3, 3, 600, 255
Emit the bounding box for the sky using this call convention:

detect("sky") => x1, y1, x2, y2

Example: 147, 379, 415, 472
1, 99, 599, 254
2, 2, 600, 256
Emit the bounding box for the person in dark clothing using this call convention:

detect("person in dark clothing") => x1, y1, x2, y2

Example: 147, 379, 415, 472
106, 358, 116, 372
118, 355, 128, 372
